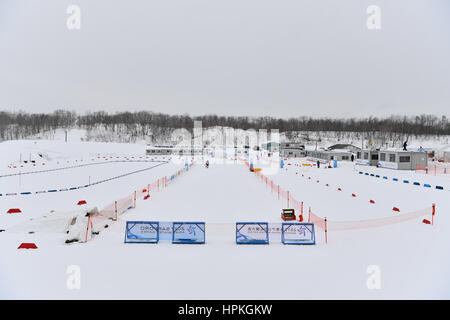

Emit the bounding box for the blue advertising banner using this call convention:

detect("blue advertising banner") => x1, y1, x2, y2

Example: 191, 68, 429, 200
124, 221, 159, 243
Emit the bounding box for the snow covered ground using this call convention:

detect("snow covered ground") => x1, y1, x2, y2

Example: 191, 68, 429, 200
1, 140, 450, 299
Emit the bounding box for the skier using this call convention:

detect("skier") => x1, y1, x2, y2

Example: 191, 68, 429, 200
403, 140, 408, 151
351, 154, 355, 162
317, 160, 320, 168
205, 160, 209, 169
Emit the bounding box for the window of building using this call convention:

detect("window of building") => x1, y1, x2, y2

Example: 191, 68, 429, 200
399, 156, 411, 163
364, 152, 369, 160
357, 152, 361, 159
380, 153, 386, 161
389, 154, 396, 162
342, 156, 349, 160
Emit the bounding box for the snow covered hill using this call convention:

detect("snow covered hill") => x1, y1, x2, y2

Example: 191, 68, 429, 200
11, 127, 450, 155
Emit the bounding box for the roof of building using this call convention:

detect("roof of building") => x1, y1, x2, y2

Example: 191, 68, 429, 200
147, 145, 203, 150
263, 141, 280, 147
378, 150, 427, 154
310, 149, 352, 154
328, 144, 361, 150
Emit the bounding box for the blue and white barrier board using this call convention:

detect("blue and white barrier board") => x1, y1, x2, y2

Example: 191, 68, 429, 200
124, 221, 159, 243
281, 223, 316, 245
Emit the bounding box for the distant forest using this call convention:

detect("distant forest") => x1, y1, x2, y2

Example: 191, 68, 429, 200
0, 110, 449, 141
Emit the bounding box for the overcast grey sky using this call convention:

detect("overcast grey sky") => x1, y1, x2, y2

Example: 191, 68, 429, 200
0, 0, 449, 118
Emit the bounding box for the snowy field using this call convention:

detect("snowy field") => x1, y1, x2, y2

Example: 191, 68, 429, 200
1, 140, 450, 299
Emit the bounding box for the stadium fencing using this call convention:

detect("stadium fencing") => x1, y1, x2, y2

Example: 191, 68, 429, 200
87, 162, 195, 242
240, 158, 436, 244
357, 170, 446, 191
0, 159, 169, 197
416, 163, 450, 177
240, 158, 305, 221
308, 205, 435, 243
2, 158, 168, 179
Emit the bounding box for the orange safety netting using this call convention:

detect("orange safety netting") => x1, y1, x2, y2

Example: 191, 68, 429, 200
240, 157, 435, 243
245, 158, 304, 216
96, 202, 115, 220
88, 162, 194, 231
117, 194, 135, 214
309, 206, 435, 230
309, 210, 327, 230
416, 164, 450, 176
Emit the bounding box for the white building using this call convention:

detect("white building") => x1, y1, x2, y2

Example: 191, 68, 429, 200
280, 142, 306, 158
308, 150, 353, 161
356, 149, 428, 170
146, 145, 203, 156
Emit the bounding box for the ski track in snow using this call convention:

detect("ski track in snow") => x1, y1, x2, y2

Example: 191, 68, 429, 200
1, 142, 450, 299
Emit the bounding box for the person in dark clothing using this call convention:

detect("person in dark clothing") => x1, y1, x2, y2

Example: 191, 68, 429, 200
351, 154, 355, 162
317, 160, 320, 168
205, 160, 209, 168
403, 141, 408, 151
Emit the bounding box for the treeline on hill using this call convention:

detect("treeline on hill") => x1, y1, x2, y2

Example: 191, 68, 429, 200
0, 110, 449, 141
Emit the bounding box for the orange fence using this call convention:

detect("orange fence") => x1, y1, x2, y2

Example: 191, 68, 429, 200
315, 206, 434, 231
416, 163, 450, 176
308, 205, 435, 244
240, 158, 436, 244
240, 158, 305, 221
88, 162, 195, 235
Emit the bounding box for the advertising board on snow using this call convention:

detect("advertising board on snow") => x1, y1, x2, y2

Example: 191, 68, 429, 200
378, 161, 398, 169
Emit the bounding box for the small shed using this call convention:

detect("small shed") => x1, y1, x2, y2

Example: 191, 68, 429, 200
356, 150, 379, 166
282, 149, 307, 158
146, 146, 173, 155
378, 150, 428, 170
307, 150, 353, 161
280, 142, 306, 158
146, 145, 203, 156
262, 141, 280, 152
